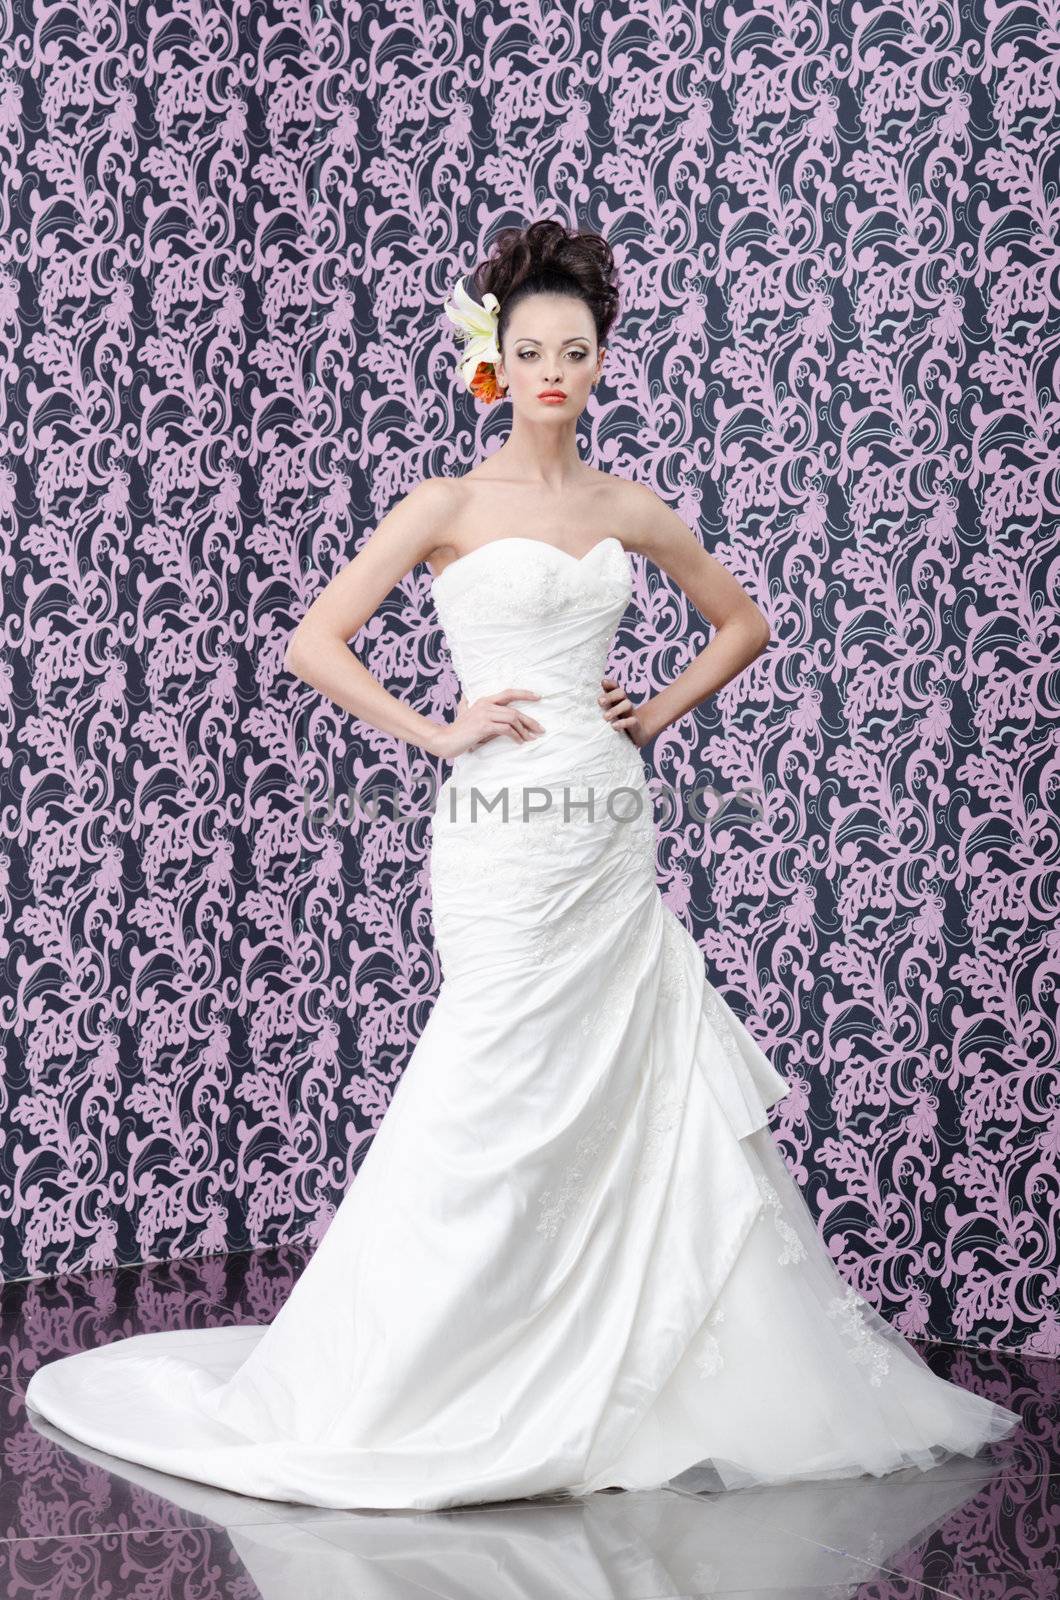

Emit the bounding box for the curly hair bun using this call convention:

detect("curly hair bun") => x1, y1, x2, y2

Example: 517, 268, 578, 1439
470, 218, 620, 354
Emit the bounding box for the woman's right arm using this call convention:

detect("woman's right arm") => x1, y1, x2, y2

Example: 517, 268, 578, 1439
283, 480, 542, 757
284, 479, 455, 755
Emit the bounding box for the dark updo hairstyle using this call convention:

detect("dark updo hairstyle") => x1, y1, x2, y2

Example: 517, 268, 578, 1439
470, 218, 620, 357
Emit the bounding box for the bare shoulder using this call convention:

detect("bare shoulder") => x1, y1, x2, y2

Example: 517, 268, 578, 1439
288, 476, 459, 650
403, 474, 462, 519
383, 475, 464, 559
364, 473, 461, 533
606, 476, 769, 635
605, 477, 699, 565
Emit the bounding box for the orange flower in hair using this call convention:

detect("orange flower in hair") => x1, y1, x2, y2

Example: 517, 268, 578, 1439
468, 361, 505, 403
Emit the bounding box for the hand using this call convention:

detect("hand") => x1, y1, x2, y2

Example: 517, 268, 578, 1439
432, 689, 545, 759
598, 676, 650, 748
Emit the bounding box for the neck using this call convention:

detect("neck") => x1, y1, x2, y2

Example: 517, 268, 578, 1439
490, 412, 587, 485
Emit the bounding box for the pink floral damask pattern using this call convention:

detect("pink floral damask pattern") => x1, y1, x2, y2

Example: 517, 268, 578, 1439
0, 1, 1055, 1353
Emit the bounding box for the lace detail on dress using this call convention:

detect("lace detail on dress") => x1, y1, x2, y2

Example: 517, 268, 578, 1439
632, 1078, 682, 1186
690, 1558, 724, 1590
559, 630, 613, 689
431, 802, 585, 902
692, 1304, 727, 1378
659, 912, 697, 1000
577, 913, 647, 1042
536, 1103, 619, 1239
527, 883, 608, 966
754, 1171, 808, 1266
433, 537, 630, 627
702, 982, 750, 1064
436, 553, 554, 625
826, 1284, 893, 1387
431, 793, 655, 925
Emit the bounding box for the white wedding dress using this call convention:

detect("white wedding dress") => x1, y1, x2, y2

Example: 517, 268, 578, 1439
25, 533, 1020, 1511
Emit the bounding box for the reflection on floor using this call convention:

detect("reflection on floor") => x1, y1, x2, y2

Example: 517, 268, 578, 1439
0, 1246, 1052, 1598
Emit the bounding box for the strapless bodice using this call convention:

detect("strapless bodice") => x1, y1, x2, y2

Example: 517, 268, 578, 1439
431, 534, 632, 729
430, 532, 647, 835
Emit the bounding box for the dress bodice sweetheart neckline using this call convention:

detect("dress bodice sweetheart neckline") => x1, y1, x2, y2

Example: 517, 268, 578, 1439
431, 533, 625, 588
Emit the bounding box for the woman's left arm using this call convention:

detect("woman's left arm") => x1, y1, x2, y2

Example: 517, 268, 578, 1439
603, 486, 771, 747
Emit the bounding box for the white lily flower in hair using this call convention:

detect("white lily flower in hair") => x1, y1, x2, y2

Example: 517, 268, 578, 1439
443, 277, 504, 401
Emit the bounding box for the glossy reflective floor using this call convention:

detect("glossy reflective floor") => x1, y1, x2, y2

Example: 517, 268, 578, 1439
1, 1247, 1052, 1598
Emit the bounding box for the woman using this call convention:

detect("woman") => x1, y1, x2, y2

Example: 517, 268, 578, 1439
25, 219, 1020, 1511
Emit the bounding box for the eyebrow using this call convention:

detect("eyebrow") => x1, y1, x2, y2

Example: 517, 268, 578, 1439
514, 336, 591, 346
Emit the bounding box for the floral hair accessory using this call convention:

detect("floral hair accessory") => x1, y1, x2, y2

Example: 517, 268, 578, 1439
443, 275, 506, 404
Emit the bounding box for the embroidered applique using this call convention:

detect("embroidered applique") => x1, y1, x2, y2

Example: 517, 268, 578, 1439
827, 1284, 893, 1387
433, 537, 630, 629
659, 912, 698, 1000
702, 983, 748, 1066
577, 919, 644, 1040
536, 1104, 619, 1239
632, 1077, 682, 1186
754, 1170, 808, 1265
693, 1303, 727, 1377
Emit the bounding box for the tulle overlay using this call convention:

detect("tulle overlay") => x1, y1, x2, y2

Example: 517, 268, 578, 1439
25, 534, 1019, 1509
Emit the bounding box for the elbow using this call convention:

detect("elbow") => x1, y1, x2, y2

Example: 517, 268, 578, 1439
751, 610, 771, 652
283, 628, 308, 679
727, 608, 770, 655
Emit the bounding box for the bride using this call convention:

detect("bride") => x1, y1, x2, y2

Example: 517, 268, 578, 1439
24, 218, 1020, 1511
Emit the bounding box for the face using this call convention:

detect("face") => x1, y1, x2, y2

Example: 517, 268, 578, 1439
494, 293, 603, 413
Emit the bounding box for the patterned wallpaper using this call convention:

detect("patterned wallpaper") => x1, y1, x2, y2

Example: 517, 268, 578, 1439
0, 1, 1055, 1354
